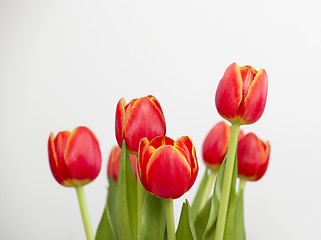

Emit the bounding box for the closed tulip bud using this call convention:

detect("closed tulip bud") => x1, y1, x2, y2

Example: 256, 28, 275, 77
202, 121, 244, 172
107, 146, 137, 182
48, 126, 102, 187
215, 62, 268, 125
237, 133, 270, 181
115, 95, 166, 154
138, 136, 198, 199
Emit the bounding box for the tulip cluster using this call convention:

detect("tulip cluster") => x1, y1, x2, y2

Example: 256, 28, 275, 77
47, 62, 270, 240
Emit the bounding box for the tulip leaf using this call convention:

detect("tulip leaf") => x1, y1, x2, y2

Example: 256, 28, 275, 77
176, 200, 197, 240
233, 184, 246, 240
223, 153, 238, 240
125, 148, 137, 239
115, 141, 135, 240
139, 192, 166, 240
191, 169, 209, 221
95, 204, 116, 240
107, 177, 117, 235
194, 197, 212, 240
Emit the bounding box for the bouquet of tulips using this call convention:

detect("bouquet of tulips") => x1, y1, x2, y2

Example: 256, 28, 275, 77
47, 62, 270, 240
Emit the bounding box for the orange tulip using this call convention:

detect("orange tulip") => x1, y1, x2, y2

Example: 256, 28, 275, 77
107, 146, 137, 182
237, 133, 270, 181
202, 121, 244, 171
115, 95, 166, 154
48, 126, 102, 187
215, 62, 268, 125
138, 136, 198, 199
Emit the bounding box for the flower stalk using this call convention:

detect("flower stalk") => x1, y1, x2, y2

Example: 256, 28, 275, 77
165, 198, 176, 240
75, 186, 94, 240
214, 123, 240, 240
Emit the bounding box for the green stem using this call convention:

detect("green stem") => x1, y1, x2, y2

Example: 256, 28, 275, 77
214, 123, 240, 240
137, 166, 145, 237
199, 169, 216, 210
238, 179, 246, 194
75, 186, 94, 240
165, 198, 176, 240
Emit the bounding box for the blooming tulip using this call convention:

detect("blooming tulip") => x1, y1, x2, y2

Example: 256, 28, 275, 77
202, 121, 244, 171
115, 95, 166, 154
237, 133, 270, 181
107, 145, 137, 182
215, 62, 268, 125
48, 126, 102, 187
138, 136, 198, 199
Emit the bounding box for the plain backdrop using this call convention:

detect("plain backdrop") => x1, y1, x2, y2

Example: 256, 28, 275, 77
1, 0, 320, 239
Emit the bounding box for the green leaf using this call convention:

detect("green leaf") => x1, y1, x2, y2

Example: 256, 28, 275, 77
139, 192, 166, 240
202, 159, 227, 240
125, 148, 137, 239
233, 185, 246, 240
194, 196, 212, 240
176, 200, 197, 240
223, 154, 238, 240
191, 170, 209, 221
107, 177, 117, 235
95, 205, 117, 240
115, 141, 136, 240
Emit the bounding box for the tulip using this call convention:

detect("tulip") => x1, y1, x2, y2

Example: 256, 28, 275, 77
107, 145, 137, 182
48, 126, 101, 240
48, 126, 102, 187
237, 133, 270, 181
138, 136, 198, 199
215, 62, 268, 125
202, 121, 244, 172
115, 95, 166, 154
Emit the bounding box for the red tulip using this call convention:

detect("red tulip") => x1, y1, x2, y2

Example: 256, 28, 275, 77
215, 62, 268, 125
237, 133, 270, 181
202, 121, 244, 172
115, 95, 166, 154
138, 136, 198, 199
107, 146, 137, 182
48, 126, 102, 187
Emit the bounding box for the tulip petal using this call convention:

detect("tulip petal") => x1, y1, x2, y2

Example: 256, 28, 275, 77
146, 146, 191, 199
64, 127, 102, 186
149, 136, 174, 149
115, 98, 126, 148
215, 62, 243, 122
147, 95, 166, 120
241, 69, 268, 124
175, 136, 198, 191
138, 138, 155, 192
48, 132, 72, 186
124, 97, 166, 153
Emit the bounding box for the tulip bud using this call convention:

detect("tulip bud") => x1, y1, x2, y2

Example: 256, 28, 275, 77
202, 121, 244, 172
115, 95, 166, 154
107, 145, 137, 182
237, 133, 270, 181
215, 62, 268, 125
138, 136, 198, 199
48, 126, 102, 187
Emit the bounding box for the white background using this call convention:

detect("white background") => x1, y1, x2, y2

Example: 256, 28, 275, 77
1, 0, 320, 239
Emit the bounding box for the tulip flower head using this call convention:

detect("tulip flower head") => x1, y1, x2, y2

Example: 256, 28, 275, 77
138, 136, 198, 199
48, 126, 102, 187
237, 133, 270, 181
215, 62, 268, 125
107, 145, 137, 182
115, 95, 166, 154
203, 121, 244, 172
